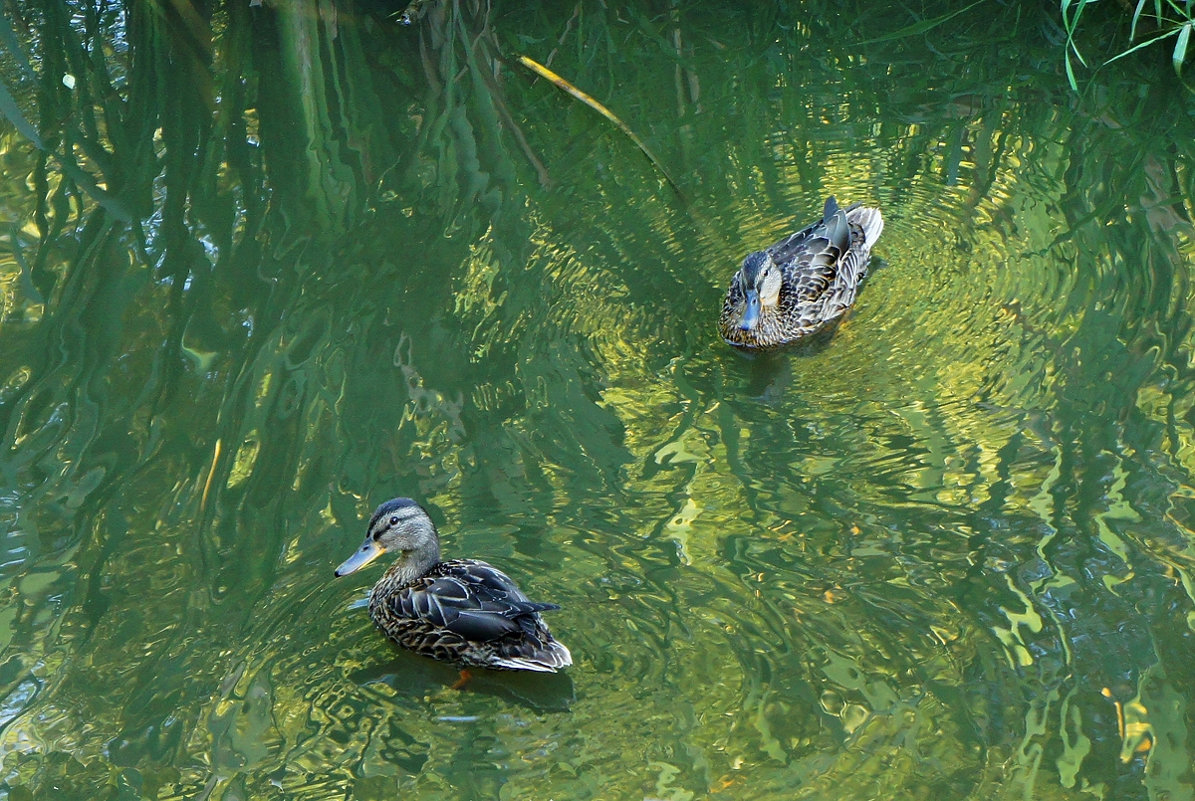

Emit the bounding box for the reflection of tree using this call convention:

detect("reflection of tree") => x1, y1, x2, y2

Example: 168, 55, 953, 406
0, 2, 552, 796
1, 1, 1194, 799
0, 0, 549, 519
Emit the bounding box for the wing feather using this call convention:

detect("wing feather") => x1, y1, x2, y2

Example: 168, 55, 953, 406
384, 560, 560, 643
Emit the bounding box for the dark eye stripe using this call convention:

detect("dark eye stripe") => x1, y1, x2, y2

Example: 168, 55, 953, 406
367, 502, 423, 538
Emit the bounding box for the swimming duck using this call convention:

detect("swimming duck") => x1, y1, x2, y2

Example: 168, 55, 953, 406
718, 197, 884, 349
335, 497, 572, 673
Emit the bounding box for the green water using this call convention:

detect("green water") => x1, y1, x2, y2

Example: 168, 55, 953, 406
1, 1, 1194, 799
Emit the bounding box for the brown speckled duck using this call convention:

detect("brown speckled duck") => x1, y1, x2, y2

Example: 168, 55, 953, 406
718, 197, 884, 349
335, 498, 571, 673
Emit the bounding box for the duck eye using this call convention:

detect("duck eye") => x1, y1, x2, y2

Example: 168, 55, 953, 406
389, 516, 399, 526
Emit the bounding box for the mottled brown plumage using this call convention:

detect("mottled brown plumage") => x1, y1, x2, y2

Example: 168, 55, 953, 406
719, 197, 884, 349
335, 498, 571, 672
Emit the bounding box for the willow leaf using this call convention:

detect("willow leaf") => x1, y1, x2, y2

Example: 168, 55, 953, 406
1174, 22, 1191, 77
857, 0, 986, 45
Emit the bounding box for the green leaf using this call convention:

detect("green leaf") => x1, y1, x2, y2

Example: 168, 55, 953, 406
1174, 22, 1191, 77
1130, 0, 1146, 40
857, 0, 987, 45
1104, 28, 1180, 65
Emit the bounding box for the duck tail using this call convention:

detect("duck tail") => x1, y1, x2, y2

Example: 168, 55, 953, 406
848, 205, 884, 250
492, 640, 573, 672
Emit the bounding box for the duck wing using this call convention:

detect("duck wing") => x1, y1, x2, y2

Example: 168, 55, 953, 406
392, 559, 560, 642
766, 197, 869, 309
766, 197, 852, 268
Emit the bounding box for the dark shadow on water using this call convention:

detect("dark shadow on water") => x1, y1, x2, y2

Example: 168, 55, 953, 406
720, 322, 843, 402
350, 650, 576, 712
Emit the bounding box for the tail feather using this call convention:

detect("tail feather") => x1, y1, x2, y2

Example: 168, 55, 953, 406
492, 640, 573, 673
847, 206, 884, 250
822, 196, 851, 253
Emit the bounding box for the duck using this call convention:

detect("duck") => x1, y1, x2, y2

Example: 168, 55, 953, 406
718, 196, 884, 349
335, 497, 572, 673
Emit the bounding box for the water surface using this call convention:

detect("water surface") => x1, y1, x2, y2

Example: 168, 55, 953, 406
1, 1, 1194, 799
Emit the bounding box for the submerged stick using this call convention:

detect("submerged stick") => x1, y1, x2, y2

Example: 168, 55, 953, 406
516, 54, 681, 197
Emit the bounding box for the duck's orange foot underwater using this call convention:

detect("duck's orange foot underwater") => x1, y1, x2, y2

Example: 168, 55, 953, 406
450, 669, 473, 690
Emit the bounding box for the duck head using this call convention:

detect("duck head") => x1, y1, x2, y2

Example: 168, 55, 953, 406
735, 251, 782, 331
335, 497, 441, 579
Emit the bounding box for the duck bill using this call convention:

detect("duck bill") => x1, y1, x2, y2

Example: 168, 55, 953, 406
739, 291, 761, 331
335, 539, 385, 577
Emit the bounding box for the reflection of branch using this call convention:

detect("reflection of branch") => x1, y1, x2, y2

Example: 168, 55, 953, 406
483, 72, 553, 189
544, 2, 582, 68
411, 0, 553, 210
454, 2, 552, 188
0, 57, 132, 220
516, 54, 682, 197
669, 3, 701, 119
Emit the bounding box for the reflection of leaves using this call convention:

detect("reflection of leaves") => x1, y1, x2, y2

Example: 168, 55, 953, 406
2, 2, 1195, 800
402, 0, 548, 229
0, 29, 131, 220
